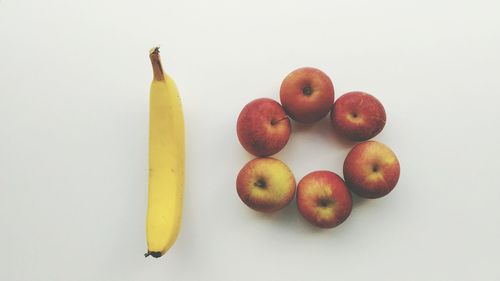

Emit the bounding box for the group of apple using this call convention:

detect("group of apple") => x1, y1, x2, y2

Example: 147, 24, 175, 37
236, 67, 400, 229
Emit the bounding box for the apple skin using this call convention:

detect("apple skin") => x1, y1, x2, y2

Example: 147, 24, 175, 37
236, 157, 296, 212
237, 98, 291, 157
296, 171, 352, 228
280, 67, 334, 123
343, 141, 400, 198
330, 91, 386, 141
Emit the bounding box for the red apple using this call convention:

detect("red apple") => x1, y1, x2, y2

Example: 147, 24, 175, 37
330, 91, 386, 141
296, 171, 352, 228
280, 67, 334, 123
343, 141, 400, 198
237, 98, 291, 157
236, 157, 296, 212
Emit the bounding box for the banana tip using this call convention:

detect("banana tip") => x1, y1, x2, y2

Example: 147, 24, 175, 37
144, 251, 163, 258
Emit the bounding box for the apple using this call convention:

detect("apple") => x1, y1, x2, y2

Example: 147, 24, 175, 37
296, 171, 352, 228
236, 157, 296, 212
237, 98, 291, 157
330, 91, 386, 141
280, 67, 334, 123
343, 141, 400, 198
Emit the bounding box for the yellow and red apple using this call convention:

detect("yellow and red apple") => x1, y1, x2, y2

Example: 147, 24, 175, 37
237, 98, 291, 157
236, 157, 296, 212
330, 91, 386, 141
296, 171, 352, 228
343, 141, 400, 198
280, 67, 334, 123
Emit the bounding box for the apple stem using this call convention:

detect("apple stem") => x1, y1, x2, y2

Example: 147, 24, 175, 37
149, 47, 165, 81
271, 116, 289, 126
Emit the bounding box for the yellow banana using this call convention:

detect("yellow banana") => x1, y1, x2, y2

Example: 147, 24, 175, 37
145, 47, 185, 258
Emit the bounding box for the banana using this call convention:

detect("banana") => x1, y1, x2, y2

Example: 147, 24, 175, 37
145, 47, 185, 258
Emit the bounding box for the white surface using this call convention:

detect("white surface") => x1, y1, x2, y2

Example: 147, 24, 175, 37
1, 0, 499, 280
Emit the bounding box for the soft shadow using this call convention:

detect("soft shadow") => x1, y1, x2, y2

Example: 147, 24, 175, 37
351, 193, 372, 207
253, 197, 297, 223
253, 197, 353, 234
250, 197, 324, 233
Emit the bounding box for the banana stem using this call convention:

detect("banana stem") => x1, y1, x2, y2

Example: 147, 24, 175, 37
149, 47, 165, 81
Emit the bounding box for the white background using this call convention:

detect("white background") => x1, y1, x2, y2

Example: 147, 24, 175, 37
1, 0, 499, 280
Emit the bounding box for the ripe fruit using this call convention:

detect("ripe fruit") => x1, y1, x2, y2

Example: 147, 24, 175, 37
280, 67, 334, 123
145, 48, 185, 258
237, 98, 291, 157
330, 91, 386, 141
236, 157, 296, 212
343, 141, 400, 198
296, 171, 353, 228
